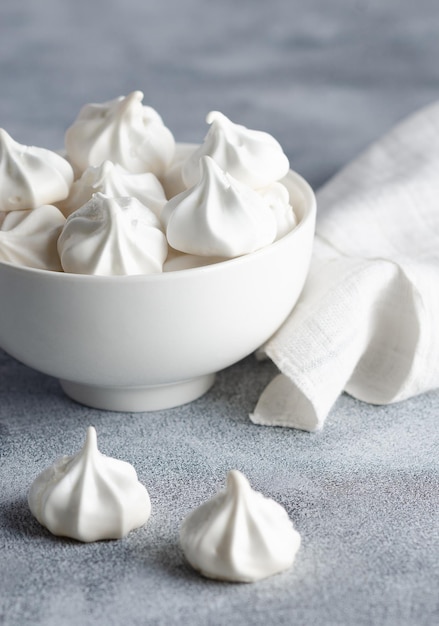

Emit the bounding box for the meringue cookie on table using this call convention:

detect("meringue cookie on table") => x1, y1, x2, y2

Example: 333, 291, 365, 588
58, 192, 168, 276
0, 128, 74, 212
163, 155, 277, 258
180, 470, 301, 583
58, 160, 167, 218
259, 181, 298, 240
0, 205, 65, 271
64, 91, 175, 177
28, 426, 151, 542
182, 111, 290, 189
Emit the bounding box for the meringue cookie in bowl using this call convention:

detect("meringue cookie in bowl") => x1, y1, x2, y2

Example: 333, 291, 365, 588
58, 192, 168, 275
180, 470, 301, 582
28, 426, 151, 542
159, 143, 196, 199
163, 155, 277, 258
64, 91, 175, 176
58, 160, 167, 218
0, 205, 65, 270
0, 129, 74, 211
182, 111, 290, 189
259, 182, 298, 241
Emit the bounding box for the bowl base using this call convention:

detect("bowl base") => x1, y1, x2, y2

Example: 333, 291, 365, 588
59, 374, 216, 412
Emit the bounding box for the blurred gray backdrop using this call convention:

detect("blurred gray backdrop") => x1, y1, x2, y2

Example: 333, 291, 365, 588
1, 0, 438, 188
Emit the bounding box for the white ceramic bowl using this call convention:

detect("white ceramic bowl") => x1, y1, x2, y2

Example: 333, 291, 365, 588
0, 166, 316, 412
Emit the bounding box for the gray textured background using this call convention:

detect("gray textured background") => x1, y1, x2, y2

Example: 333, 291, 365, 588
1, 1, 439, 625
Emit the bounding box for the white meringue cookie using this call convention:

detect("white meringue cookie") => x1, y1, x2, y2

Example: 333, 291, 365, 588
163, 156, 277, 258
0, 129, 74, 212
58, 193, 168, 276
58, 160, 167, 217
182, 111, 290, 189
0, 205, 65, 270
65, 91, 175, 176
28, 426, 151, 542
159, 143, 196, 200
259, 182, 298, 240
180, 470, 301, 582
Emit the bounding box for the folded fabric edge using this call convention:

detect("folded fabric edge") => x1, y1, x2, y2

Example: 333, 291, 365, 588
249, 373, 323, 432
251, 254, 431, 430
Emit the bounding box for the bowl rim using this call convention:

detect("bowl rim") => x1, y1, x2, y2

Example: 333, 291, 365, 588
0, 168, 316, 284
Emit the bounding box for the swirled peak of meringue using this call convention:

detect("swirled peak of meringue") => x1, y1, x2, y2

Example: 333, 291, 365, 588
180, 470, 301, 582
28, 426, 151, 542
0, 129, 74, 212
64, 91, 175, 176
163, 156, 277, 258
57, 192, 168, 275
182, 111, 290, 189
0, 205, 65, 271
58, 160, 167, 217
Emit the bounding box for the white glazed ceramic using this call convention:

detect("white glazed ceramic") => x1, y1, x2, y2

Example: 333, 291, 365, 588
0, 156, 316, 412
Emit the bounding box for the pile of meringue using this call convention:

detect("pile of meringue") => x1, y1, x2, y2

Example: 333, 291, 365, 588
28, 427, 301, 583
0, 91, 297, 274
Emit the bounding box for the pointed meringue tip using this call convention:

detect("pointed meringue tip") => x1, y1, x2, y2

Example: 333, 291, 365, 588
226, 469, 250, 492
127, 90, 144, 103
84, 425, 98, 451
199, 155, 228, 185
0, 128, 12, 142
206, 110, 228, 126
117, 91, 144, 116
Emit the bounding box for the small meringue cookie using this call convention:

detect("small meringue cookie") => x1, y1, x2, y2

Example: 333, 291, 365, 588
0, 205, 65, 270
58, 160, 167, 217
28, 426, 151, 542
180, 470, 301, 582
58, 193, 168, 276
0, 129, 74, 212
182, 111, 290, 189
163, 156, 277, 258
159, 144, 196, 200
259, 182, 298, 240
65, 91, 175, 176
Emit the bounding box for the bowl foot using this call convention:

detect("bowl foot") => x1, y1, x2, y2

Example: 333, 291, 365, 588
59, 374, 216, 412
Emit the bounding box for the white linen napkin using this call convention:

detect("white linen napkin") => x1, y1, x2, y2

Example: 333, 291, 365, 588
251, 101, 439, 431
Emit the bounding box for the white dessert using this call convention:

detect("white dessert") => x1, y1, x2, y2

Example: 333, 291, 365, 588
58, 192, 168, 276
28, 426, 151, 542
58, 160, 167, 218
0, 129, 73, 212
0, 99, 300, 274
162, 155, 277, 258
259, 182, 297, 241
182, 111, 290, 189
159, 143, 195, 199
65, 91, 175, 177
180, 470, 301, 582
0, 205, 65, 270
